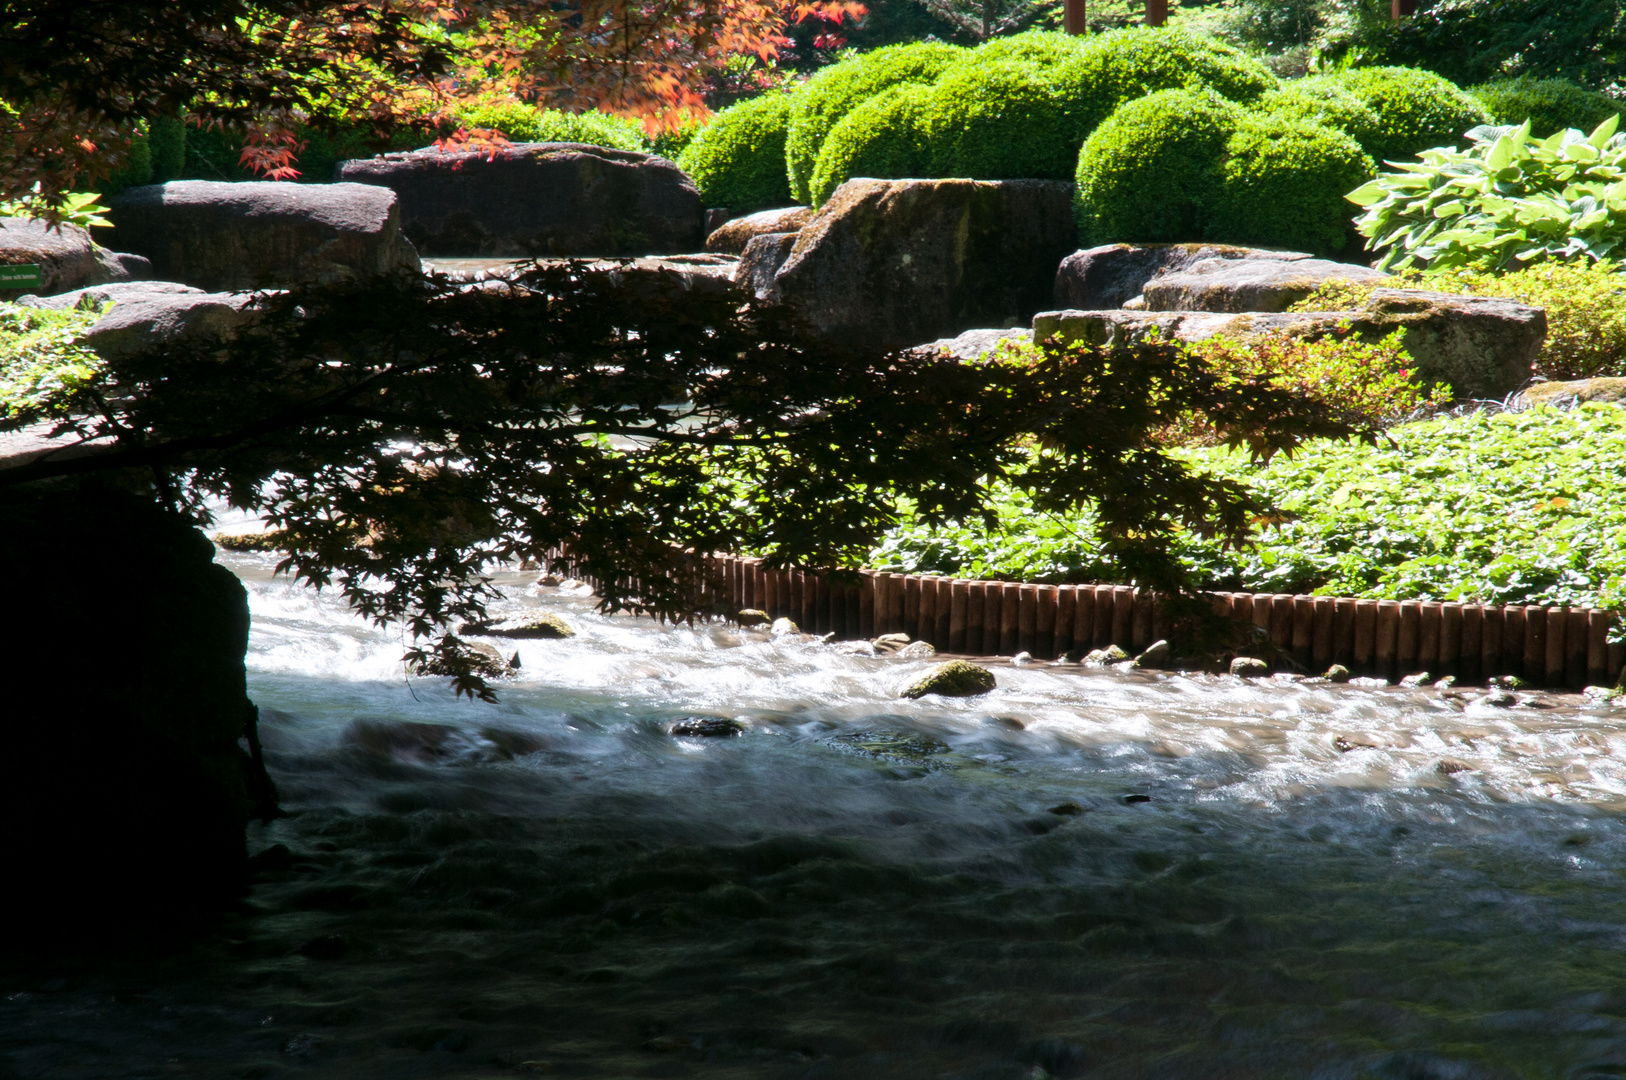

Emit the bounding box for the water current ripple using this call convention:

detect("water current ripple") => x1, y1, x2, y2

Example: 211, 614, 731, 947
6, 553, 1626, 1079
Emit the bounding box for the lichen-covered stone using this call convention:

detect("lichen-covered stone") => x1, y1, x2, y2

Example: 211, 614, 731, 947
468, 612, 576, 639
736, 608, 770, 627
106, 180, 419, 290
1133, 640, 1172, 669
336, 142, 703, 257
705, 206, 812, 255
1230, 656, 1269, 677
773, 178, 1077, 350
1519, 377, 1626, 407
1053, 242, 1316, 311
411, 641, 514, 678
669, 716, 745, 737
900, 659, 997, 699
1083, 645, 1129, 667
1140, 256, 1391, 314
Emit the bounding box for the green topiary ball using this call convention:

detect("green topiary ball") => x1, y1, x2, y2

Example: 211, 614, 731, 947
1315, 67, 1491, 165
677, 92, 797, 212
1258, 81, 1385, 161
917, 61, 1075, 182
1472, 76, 1622, 138
1058, 26, 1277, 115
1210, 116, 1375, 253
456, 101, 648, 152
965, 29, 1088, 68
1074, 89, 1242, 245
784, 40, 967, 205
808, 84, 935, 206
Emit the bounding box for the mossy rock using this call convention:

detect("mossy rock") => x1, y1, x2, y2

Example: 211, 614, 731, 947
900, 659, 997, 699
412, 642, 514, 678
213, 527, 288, 552
464, 612, 576, 639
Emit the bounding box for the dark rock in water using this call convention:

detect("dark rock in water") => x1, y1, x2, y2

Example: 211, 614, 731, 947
410, 641, 514, 679
669, 716, 745, 738
872, 632, 912, 654
1324, 664, 1351, 683
900, 659, 997, 699
1133, 639, 1171, 670
736, 608, 770, 627
0, 218, 120, 297
0, 480, 258, 933
705, 206, 811, 255
827, 729, 951, 765
1048, 801, 1086, 816
1230, 656, 1269, 678
896, 640, 937, 659
1082, 645, 1128, 667
462, 612, 575, 639
1121, 793, 1152, 804
106, 180, 419, 290
772, 178, 1076, 350
335, 142, 704, 257
341, 717, 535, 762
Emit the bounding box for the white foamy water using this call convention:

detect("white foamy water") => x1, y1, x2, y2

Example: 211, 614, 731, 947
7, 551, 1626, 1080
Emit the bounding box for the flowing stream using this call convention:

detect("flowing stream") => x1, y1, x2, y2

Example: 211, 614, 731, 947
8, 546, 1626, 1080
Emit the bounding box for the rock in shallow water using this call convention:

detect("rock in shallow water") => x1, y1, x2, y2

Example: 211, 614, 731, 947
900, 659, 997, 699
462, 612, 575, 639
1230, 656, 1269, 678
669, 716, 745, 738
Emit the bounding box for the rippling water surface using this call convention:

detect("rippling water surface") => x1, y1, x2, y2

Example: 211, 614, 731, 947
9, 548, 1626, 1080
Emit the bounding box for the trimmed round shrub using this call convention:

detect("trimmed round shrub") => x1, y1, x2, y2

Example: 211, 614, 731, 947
1055, 26, 1277, 121
918, 61, 1075, 181
809, 84, 935, 206
677, 92, 796, 211
455, 101, 648, 152
1316, 67, 1491, 164
966, 29, 1088, 68
1258, 82, 1385, 161
1209, 116, 1375, 253
1074, 89, 1242, 244
784, 40, 967, 204
1472, 76, 1622, 136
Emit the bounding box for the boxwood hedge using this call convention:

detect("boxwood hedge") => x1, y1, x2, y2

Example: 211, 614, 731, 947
965, 29, 1088, 68
1313, 66, 1491, 164
917, 61, 1075, 182
1472, 76, 1622, 137
784, 40, 967, 204
677, 92, 797, 212
1258, 82, 1385, 161
808, 84, 935, 206
455, 101, 649, 152
1210, 116, 1375, 253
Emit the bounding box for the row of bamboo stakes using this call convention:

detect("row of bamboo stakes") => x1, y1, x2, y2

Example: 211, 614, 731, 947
548, 552, 1622, 691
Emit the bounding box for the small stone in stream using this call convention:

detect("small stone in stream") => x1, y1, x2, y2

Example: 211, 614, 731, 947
1399, 671, 1434, 688
736, 608, 770, 627
1133, 639, 1171, 669
770, 617, 800, 636
1333, 734, 1380, 753
900, 659, 997, 699
1432, 675, 1457, 691
411, 641, 512, 678
1324, 664, 1351, 683
1230, 656, 1269, 678
1011, 651, 1033, 666
896, 640, 937, 659
465, 612, 575, 639
1584, 684, 1621, 702
669, 716, 745, 738
1437, 758, 1472, 775
872, 632, 912, 653
558, 577, 580, 588
212, 527, 289, 552
1490, 674, 1527, 690
1480, 689, 1517, 707
1121, 793, 1152, 804
835, 640, 878, 656
1083, 645, 1129, 667
1047, 801, 1086, 816
536, 574, 562, 586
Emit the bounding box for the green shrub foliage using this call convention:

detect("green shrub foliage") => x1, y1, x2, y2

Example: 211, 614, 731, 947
784, 40, 967, 204
965, 29, 1087, 68
1349, 116, 1626, 271
455, 102, 648, 152
677, 92, 796, 211
1259, 82, 1385, 161
1472, 76, 1622, 138
1316, 67, 1491, 165
97, 127, 152, 194
1211, 116, 1374, 253
809, 84, 934, 206
918, 61, 1074, 182
1074, 89, 1241, 245
148, 116, 187, 183
1056, 26, 1277, 119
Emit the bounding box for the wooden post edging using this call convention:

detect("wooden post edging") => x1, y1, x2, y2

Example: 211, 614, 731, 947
540, 548, 1623, 690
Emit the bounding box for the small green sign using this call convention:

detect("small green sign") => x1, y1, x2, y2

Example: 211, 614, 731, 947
0, 264, 42, 289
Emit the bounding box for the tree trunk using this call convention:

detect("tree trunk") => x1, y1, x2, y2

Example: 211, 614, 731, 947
1145, 0, 1167, 26
1064, 0, 1086, 34
1391, 0, 1416, 17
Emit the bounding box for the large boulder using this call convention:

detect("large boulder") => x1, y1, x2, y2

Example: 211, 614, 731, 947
733, 232, 798, 301
705, 206, 812, 255
335, 143, 704, 258
1054, 243, 1317, 310
1034, 287, 1547, 399
772, 178, 1077, 350
910, 327, 1032, 361
105, 180, 419, 291
1140, 256, 1392, 313
20, 281, 261, 358
0, 218, 139, 297
1520, 377, 1626, 407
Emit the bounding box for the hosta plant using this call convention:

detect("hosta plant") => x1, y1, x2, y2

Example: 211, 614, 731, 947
1348, 115, 1626, 271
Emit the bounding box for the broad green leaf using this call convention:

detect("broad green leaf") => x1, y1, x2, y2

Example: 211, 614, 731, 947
1591, 112, 1623, 148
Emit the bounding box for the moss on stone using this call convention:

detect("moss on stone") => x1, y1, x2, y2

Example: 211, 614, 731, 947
900, 659, 997, 699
